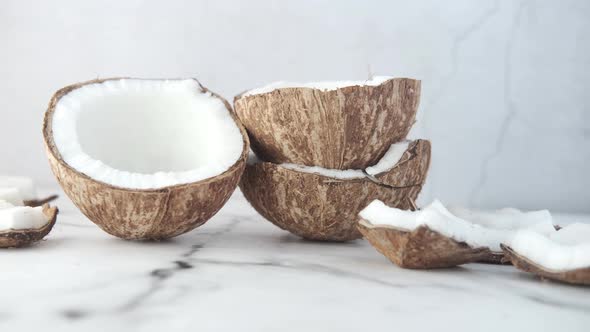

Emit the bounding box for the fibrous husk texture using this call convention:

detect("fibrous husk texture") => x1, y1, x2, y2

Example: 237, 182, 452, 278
0, 204, 58, 248
235, 78, 420, 169
43, 78, 249, 240
358, 220, 491, 269
240, 140, 431, 241
501, 244, 590, 285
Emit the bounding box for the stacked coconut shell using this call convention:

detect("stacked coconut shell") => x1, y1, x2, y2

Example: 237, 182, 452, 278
234, 78, 431, 241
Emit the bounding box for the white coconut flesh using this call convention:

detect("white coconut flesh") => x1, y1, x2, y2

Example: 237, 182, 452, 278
248, 140, 410, 179
0, 176, 36, 201
0, 202, 49, 230
51, 79, 244, 189
359, 200, 556, 252
0, 188, 24, 206
242, 76, 394, 97
509, 223, 590, 271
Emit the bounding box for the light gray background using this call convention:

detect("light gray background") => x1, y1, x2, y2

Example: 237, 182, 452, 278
1, 0, 588, 212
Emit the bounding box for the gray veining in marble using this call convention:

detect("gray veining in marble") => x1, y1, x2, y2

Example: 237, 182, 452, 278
0, 190, 588, 332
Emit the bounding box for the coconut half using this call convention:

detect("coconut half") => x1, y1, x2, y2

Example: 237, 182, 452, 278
502, 224, 590, 285
358, 200, 556, 268
43, 78, 249, 240
240, 139, 430, 241
0, 203, 58, 248
235, 77, 420, 169
0, 175, 57, 207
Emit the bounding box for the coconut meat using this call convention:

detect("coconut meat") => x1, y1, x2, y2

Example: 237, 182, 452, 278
51, 79, 244, 189
242, 76, 394, 97
509, 223, 590, 271
0, 187, 24, 206
0, 176, 35, 201
359, 200, 556, 251
279, 141, 410, 179
0, 205, 49, 230
448, 206, 553, 230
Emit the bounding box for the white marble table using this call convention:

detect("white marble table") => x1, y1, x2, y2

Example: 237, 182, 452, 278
1, 188, 589, 332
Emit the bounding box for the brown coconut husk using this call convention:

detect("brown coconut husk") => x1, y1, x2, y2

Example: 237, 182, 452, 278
234, 78, 420, 169
501, 244, 590, 285
24, 195, 58, 207
42, 78, 249, 240
240, 139, 430, 241
357, 219, 491, 269
0, 204, 58, 248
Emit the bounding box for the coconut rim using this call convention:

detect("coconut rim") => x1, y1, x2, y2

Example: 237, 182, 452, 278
501, 243, 590, 276
234, 77, 421, 102
0, 204, 58, 236
43, 78, 250, 193
247, 139, 428, 184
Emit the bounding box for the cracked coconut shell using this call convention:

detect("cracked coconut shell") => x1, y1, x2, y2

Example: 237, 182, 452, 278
0, 204, 58, 248
234, 78, 420, 169
42, 78, 249, 240
240, 139, 431, 241
358, 220, 492, 269
501, 244, 590, 285
24, 195, 58, 207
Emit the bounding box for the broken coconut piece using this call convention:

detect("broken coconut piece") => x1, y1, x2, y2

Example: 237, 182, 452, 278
358, 200, 556, 268
502, 223, 590, 285
240, 139, 430, 241
235, 77, 420, 169
0, 204, 58, 248
43, 78, 249, 240
448, 206, 556, 263
0, 176, 58, 207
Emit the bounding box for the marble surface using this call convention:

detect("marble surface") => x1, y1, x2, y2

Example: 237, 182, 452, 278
0, 189, 589, 332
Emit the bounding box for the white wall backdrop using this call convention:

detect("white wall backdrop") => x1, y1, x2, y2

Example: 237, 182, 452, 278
1, 0, 588, 212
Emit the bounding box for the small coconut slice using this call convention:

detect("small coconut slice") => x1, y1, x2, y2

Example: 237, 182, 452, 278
358, 200, 556, 268
240, 139, 431, 241
0, 204, 58, 248
235, 77, 420, 169
0, 176, 57, 207
502, 224, 590, 285
43, 78, 249, 240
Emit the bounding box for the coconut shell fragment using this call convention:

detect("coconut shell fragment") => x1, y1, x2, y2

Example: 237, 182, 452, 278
501, 244, 590, 285
240, 139, 430, 241
0, 204, 58, 248
235, 78, 421, 169
24, 195, 58, 207
43, 78, 249, 240
358, 220, 491, 269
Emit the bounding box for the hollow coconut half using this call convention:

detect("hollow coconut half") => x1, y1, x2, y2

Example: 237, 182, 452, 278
240, 139, 431, 241
501, 223, 590, 285
235, 77, 420, 169
43, 78, 249, 240
0, 203, 58, 248
358, 200, 556, 269
0, 175, 58, 207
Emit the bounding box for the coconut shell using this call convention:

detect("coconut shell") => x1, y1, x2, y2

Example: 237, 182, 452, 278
478, 252, 509, 265
240, 139, 431, 241
43, 78, 249, 240
358, 219, 491, 269
0, 204, 58, 248
235, 78, 420, 169
501, 244, 590, 285
24, 195, 58, 207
